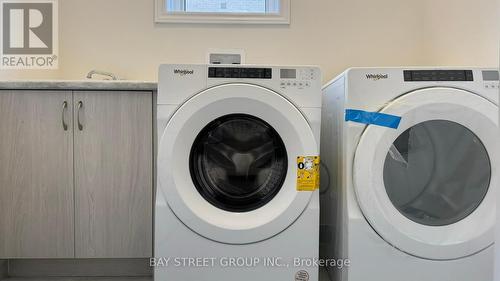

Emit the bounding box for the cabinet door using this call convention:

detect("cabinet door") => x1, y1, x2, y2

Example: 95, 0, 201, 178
74, 91, 153, 258
0, 90, 74, 258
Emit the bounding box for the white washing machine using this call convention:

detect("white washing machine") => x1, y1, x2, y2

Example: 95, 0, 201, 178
320, 68, 499, 281
155, 64, 322, 281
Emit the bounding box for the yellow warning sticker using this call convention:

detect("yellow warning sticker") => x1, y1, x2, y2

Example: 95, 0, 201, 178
296, 156, 320, 191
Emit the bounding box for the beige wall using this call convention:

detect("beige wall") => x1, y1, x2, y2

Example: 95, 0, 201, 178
0, 0, 497, 82
421, 0, 499, 67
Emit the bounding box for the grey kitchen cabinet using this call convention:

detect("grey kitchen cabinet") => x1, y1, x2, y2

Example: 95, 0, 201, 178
0, 88, 154, 259
73, 91, 153, 258
0, 90, 75, 258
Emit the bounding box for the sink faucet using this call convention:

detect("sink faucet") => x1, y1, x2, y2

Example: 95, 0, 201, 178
86, 70, 119, 80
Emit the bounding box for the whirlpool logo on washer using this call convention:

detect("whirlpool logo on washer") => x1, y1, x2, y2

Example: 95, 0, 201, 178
1, 0, 58, 69
366, 73, 389, 81
174, 69, 195, 76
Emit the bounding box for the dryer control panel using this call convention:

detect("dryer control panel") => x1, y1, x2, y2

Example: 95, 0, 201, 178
403, 70, 474, 82
402, 69, 499, 91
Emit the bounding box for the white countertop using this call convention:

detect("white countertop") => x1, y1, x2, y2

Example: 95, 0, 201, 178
0, 80, 157, 91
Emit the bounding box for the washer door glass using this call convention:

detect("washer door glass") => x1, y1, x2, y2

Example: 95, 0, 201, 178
190, 114, 288, 212
384, 120, 491, 226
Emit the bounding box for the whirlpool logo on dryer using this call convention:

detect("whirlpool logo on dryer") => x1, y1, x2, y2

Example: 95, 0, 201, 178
174, 69, 194, 76
366, 74, 389, 81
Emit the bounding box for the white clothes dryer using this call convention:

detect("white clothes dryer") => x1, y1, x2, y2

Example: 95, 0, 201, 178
320, 68, 499, 281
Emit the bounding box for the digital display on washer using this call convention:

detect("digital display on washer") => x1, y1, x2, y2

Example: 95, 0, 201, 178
280, 69, 296, 79
482, 71, 499, 81
403, 70, 473, 82
208, 67, 272, 79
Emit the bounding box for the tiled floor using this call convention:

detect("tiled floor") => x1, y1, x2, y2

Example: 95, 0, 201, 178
0, 268, 330, 281
1, 277, 153, 281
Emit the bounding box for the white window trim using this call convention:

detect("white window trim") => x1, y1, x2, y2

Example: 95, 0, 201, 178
155, 0, 290, 24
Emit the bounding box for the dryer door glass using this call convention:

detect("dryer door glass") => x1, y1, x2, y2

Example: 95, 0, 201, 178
190, 114, 288, 212
383, 120, 491, 226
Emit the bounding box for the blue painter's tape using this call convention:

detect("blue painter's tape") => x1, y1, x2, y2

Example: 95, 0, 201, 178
345, 109, 401, 129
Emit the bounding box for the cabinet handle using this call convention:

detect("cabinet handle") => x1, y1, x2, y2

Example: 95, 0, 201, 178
62, 101, 68, 131
77, 101, 83, 131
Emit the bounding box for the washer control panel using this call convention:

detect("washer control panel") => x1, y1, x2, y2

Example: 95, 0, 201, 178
205, 65, 320, 96
208, 67, 272, 79
279, 68, 317, 89
482, 70, 499, 90
484, 82, 499, 90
